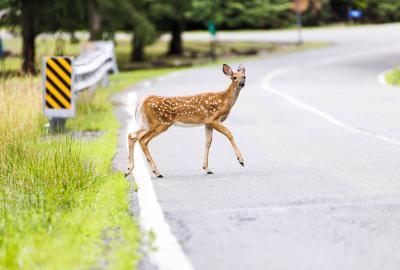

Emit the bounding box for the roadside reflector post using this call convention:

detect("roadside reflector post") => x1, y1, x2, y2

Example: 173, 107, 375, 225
42, 56, 75, 133
42, 41, 119, 133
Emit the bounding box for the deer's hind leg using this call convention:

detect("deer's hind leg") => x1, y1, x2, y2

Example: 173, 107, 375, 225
138, 124, 171, 178
124, 128, 146, 177
203, 125, 214, 174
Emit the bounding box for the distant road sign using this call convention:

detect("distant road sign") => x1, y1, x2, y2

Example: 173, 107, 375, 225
349, 9, 363, 18
43, 56, 75, 118
208, 20, 216, 36
290, 0, 309, 13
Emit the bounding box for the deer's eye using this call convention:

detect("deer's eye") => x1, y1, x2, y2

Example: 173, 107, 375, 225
244, 76, 246, 79
232, 77, 237, 80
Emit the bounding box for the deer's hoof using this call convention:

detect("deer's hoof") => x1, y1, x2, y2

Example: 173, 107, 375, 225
207, 171, 214, 175
124, 169, 132, 177
238, 158, 244, 167
157, 174, 164, 178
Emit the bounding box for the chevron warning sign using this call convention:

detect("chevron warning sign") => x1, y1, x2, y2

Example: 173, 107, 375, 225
42, 56, 75, 118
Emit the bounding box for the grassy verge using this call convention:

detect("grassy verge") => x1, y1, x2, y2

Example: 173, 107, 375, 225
0, 68, 177, 269
385, 68, 400, 86
1, 32, 327, 75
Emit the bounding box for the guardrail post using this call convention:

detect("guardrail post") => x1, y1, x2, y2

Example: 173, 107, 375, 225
101, 73, 109, 87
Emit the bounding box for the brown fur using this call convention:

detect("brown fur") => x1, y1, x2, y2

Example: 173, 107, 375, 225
125, 64, 246, 177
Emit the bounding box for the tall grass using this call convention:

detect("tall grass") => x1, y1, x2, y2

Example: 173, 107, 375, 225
0, 69, 178, 269
0, 77, 100, 268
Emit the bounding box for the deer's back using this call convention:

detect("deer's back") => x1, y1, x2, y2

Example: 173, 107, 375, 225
142, 92, 228, 125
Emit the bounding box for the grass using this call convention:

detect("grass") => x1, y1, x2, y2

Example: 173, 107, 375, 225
1, 32, 327, 75
116, 39, 327, 70
385, 68, 400, 86
0, 67, 178, 269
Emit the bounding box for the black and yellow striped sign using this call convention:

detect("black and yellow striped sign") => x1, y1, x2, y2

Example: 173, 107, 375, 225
44, 57, 73, 109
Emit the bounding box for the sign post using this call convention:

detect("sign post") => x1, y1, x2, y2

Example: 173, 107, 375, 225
42, 56, 75, 132
291, 0, 309, 45
208, 20, 217, 61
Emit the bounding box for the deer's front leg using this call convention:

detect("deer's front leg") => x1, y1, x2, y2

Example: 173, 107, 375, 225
203, 125, 214, 174
208, 121, 244, 167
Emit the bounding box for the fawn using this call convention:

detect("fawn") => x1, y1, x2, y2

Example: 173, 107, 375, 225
124, 64, 246, 178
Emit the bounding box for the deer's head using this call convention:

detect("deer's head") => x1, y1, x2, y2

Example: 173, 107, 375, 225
223, 64, 246, 88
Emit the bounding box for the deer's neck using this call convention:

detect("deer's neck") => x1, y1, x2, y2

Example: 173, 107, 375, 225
223, 81, 242, 108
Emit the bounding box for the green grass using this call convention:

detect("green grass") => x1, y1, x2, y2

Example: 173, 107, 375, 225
385, 68, 400, 86
1, 33, 327, 74
0, 68, 178, 269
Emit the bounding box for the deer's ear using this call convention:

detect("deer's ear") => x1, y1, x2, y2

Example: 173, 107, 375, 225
238, 64, 245, 73
222, 64, 233, 76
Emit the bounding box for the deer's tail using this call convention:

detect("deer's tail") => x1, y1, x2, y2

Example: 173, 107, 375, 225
134, 98, 146, 130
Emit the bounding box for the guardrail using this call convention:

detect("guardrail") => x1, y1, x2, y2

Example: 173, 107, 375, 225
42, 41, 118, 131
74, 41, 118, 91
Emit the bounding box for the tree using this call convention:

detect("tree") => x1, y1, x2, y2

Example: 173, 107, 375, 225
131, 14, 157, 61
1, 0, 87, 74
189, 0, 291, 30
21, 0, 36, 74
118, 0, 158, 62
151, 0, 193, 56
88, 0, 102, 40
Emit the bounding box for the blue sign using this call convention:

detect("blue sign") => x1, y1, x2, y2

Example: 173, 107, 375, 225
349, 9, 363, 18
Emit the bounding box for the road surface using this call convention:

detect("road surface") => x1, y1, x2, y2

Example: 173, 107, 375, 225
116, 24, 400, 270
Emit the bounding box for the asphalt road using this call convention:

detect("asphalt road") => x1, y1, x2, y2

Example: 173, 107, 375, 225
118, 24, 400, 270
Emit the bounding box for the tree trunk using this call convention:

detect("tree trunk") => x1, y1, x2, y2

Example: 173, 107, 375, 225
21, 0, 36, 74
168, 20, 183, 56
131, 33, 145, 62
88, 0, 102, 41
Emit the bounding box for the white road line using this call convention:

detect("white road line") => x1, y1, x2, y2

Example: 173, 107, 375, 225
125, 91, 194, 270
261, 68, 400, 146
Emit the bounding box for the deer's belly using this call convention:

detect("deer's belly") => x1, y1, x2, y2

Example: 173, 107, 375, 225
173, 122, 203, 128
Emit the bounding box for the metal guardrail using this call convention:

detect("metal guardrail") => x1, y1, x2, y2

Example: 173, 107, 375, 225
74, 41, 118, 91
43, 41, 118, 131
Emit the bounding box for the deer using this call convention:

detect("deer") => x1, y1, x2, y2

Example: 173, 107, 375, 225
124, 64, 246, 178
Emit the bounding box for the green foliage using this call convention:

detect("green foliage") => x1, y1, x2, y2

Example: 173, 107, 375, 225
189, 0, 292, 29
0, 68, 178, 269
1, 0, 88, 33
150, 0, 193, 29
385, 68, 400, 86
363, 0, 400, 23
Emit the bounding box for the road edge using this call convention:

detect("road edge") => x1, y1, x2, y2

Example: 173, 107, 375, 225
124, 86, 194, 270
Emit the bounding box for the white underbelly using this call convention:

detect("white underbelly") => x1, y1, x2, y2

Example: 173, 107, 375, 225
173, 122, 203, 128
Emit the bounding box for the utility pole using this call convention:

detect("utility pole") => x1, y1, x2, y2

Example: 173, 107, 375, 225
291, 0, 308, 45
